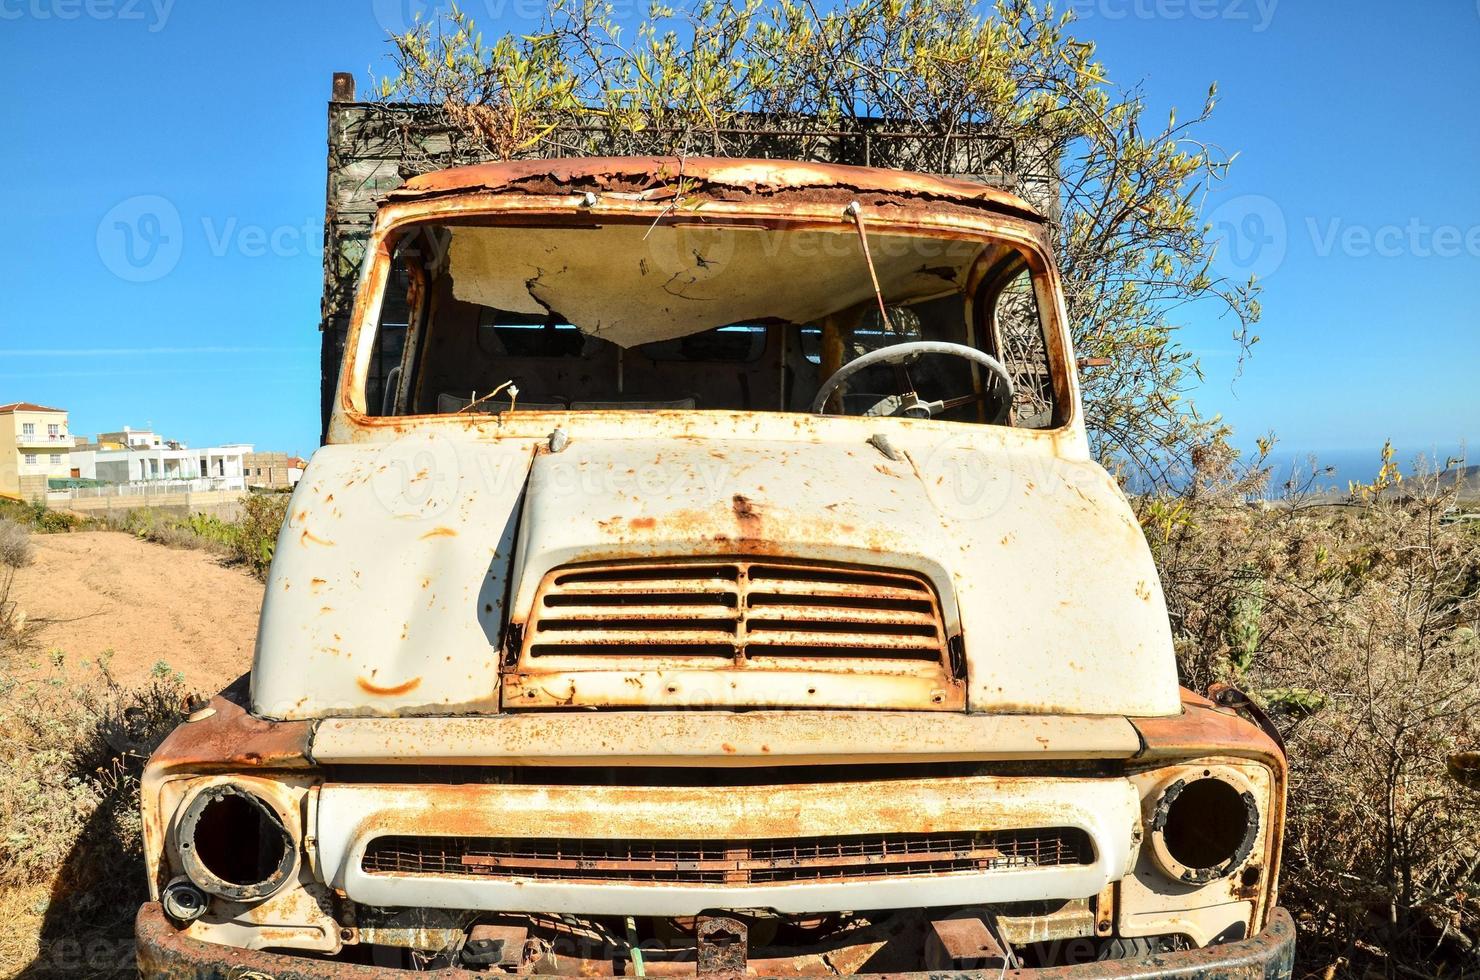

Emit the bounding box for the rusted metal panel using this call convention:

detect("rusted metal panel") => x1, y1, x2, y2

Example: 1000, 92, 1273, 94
261, 425, 1178, 718
1132, 695, 1287, 771
312, 776, 1140, 916
506, 557, 961, 711
361, 828, 1092, 884
924, 913, 1007, 970
147, 678, 313, 775
488, 435, 1172, 719
139, 680, 314, 897
136, 901, 1297, 978
308, 711, 1144, 767
1130, 694, 1289, 927
696, 916, 749, 975
249, 438, 535, 719
997, 899, 1098, 946
387, 156, 1046, 223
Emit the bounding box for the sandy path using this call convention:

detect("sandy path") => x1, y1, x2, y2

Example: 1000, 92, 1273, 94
6, 530, 263, 694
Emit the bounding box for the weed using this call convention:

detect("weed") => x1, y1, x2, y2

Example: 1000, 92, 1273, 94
0, 518, 33, 568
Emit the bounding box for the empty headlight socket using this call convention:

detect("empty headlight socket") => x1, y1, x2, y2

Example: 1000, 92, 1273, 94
1147, 767, 1261, 886
176, 782, 299, 902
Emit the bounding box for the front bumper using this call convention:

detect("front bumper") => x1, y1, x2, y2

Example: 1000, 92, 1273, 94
136, 903, 1295, 979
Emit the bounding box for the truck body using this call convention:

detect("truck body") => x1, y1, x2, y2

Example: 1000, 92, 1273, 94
136, 156, 1295, 977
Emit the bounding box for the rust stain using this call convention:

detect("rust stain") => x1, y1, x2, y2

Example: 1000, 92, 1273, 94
142, 677, 311, 777
630, 516, 657, 530
299, 527, 335, 548
731, 493, 760, 525
419, 526, 458, 539
357, 675, 423, 696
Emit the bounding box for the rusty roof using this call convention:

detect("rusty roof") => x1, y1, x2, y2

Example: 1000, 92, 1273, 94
390, 156, 1045, 221
0, 402, 66, 414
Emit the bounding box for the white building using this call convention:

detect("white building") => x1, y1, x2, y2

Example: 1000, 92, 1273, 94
71, 431, 253, 491
98, 426, 164, 449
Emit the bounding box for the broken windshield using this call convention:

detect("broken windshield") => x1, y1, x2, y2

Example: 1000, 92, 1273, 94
363, 218, 1062, 428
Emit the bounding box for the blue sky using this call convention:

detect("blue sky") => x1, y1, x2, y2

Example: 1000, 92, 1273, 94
2, 1, 1476, 467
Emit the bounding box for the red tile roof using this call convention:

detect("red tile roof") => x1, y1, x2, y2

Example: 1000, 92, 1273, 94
0, 402, 66, 414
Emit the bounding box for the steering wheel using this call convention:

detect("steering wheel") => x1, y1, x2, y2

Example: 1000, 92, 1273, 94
810, 341, 1014, 423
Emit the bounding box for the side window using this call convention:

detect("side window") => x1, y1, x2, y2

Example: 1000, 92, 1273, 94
985, 269, 1058, 430
365, 260, 411, 417
364, 226, 447, 418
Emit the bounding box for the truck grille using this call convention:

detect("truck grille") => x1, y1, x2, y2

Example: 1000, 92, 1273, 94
362, 829, 1094, 884
524, 559, 948, 662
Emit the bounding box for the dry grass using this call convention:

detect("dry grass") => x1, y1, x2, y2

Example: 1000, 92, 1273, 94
0, 491, 292, 585
0, 518, 32, 569
0, 498, 266, 974
1, 521, 45, 661
0, 884, 50, 973
1145, 449, 1480, 978
97, 493, 289, 581
0, 650, 192, 977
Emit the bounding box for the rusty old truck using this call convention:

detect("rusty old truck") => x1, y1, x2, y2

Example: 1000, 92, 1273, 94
135, 156, 1295, 977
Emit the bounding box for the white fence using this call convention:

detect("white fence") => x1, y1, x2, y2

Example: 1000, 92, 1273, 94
48, 477, 246, 501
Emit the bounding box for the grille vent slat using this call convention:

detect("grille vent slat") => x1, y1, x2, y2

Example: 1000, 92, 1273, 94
524, 559, 950, 664
362, 829, 1094, 883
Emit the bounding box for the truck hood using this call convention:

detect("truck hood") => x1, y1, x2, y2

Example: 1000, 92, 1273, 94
251, 430, 1179, 719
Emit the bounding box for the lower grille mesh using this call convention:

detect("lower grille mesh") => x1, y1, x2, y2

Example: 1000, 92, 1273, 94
361, 829, 1094, 884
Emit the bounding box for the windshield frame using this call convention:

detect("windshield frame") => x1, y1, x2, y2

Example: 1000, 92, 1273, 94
331, 189, 1081, 445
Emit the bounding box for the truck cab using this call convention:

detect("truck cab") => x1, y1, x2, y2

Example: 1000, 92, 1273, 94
136, 157, 1294, 977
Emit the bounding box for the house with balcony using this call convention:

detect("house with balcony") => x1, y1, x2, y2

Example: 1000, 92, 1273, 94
69, 431, 253, 491
0, 402, 70, 497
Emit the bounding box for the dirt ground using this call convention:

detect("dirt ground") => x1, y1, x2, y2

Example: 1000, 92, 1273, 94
7, 530, 262, 694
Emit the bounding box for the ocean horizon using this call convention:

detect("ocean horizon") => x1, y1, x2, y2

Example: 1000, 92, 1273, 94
1263, 444, 1472, 494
